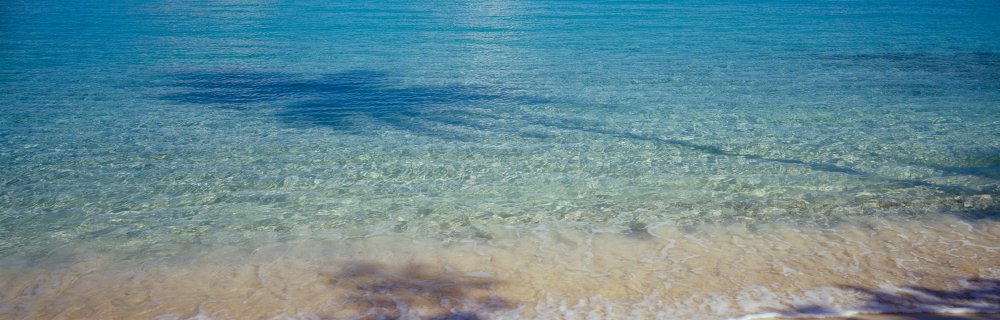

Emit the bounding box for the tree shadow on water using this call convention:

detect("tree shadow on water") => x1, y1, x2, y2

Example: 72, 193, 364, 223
322, 262, 514, 320
161, 70, 549, 139
775, 278, 999, 319
158, 69, 993, 192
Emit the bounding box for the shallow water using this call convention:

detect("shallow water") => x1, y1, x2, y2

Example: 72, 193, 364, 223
1, 0, 999, 319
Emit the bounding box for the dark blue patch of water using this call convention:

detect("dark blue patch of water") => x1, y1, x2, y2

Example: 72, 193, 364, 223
163, 70, 547, 137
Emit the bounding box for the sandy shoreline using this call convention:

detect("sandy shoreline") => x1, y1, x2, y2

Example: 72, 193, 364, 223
1, 216, 997, 319
792, 313, 998, 319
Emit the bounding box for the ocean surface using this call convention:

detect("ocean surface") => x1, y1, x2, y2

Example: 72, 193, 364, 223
1, 0, 999, 319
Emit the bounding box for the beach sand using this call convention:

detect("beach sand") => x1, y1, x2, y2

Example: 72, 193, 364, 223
796, 313, 998, 319
1, 216, 997, 319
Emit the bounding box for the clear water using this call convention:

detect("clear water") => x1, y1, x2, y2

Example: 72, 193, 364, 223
1, 0, 999, 318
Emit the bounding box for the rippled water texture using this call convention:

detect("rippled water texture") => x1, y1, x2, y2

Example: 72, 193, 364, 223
1, 0, 999, 319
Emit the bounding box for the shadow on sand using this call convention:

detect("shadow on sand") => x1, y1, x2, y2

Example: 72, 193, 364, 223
321, 261, 514, 320
775, 278, 999, 319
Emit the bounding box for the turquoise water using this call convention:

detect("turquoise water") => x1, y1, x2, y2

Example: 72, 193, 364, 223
2, 0, 1000, 318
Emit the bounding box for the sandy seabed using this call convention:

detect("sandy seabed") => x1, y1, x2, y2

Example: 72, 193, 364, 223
0, 216, 997, 320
